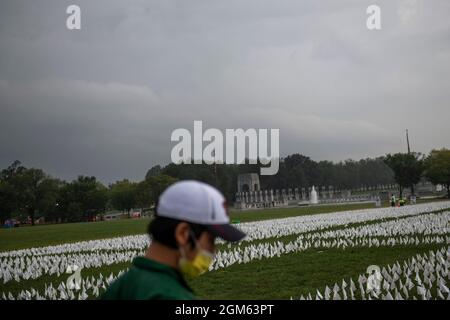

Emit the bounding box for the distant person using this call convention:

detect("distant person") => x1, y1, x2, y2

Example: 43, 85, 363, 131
390, 195, 396, 207
101, 180, 246, 300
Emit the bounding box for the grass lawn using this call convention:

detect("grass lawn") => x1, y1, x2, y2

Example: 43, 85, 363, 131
0, 218, 151, 252
1, 244, 445, 299
0, 202, 376, 252
1, 199, 448, 299
190, 244, 446, 299
228, 202, 376, 223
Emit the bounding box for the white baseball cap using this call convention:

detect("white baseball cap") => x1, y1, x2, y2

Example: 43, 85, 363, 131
156, 180, 246, 242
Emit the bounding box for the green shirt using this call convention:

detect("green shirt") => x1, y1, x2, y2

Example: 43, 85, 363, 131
101, 256, 195, 300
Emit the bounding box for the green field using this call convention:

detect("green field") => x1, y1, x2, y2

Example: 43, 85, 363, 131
0, 202, 376, 252
191, 244, 444, 299
1, 199, 449, 300
1, 243, 444, 300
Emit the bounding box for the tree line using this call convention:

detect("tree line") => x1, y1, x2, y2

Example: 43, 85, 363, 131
0, 161, 177, 225
1, 149, 449, 226
383, 148, 450, 198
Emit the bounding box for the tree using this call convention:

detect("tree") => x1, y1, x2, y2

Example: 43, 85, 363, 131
135, 180, 153, 210
20, 168, 48, 225
60, 176, 108, 222
109, 180, 138, 217
145, 165, 162, 179
0, 161, 26, 224
146, 174, 178, 205
424, 148, 450, 198
2, 165, 49, 226
109, 175, 177, 217
384, 153, 425, 198
36, 178, 64, 223
0, 180, 13, 224
0, 161, 63, 225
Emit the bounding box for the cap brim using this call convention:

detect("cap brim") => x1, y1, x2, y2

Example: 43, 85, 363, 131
206, 224, 246, 242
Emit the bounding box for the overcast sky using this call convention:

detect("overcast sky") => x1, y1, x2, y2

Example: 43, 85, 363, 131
1, 0, 449, 183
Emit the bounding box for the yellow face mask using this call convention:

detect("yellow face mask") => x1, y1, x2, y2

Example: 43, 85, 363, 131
179, 237, 214, 279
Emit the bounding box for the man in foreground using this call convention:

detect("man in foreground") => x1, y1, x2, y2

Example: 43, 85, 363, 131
102, 180, 246, 300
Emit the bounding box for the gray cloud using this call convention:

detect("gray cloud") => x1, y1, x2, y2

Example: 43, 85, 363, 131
1, 0, 449, 183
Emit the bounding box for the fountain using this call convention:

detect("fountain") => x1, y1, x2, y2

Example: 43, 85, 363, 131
310, 186, 318, 204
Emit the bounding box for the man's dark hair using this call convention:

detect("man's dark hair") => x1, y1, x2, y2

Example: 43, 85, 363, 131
148, 215, 207, 249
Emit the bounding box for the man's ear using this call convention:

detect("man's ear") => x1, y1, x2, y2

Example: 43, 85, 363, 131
174, 222, 190, 248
